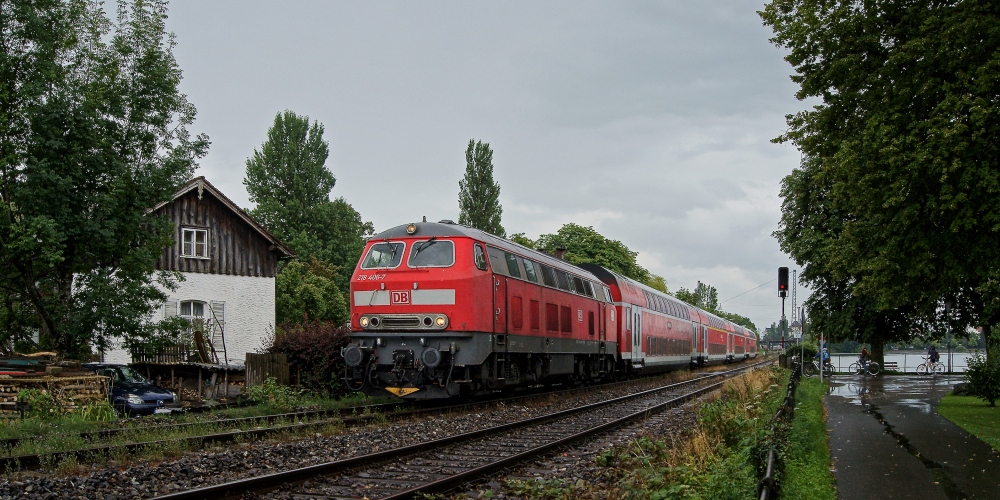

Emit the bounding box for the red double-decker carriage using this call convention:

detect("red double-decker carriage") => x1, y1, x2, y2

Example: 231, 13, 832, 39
341, 221, 756, 400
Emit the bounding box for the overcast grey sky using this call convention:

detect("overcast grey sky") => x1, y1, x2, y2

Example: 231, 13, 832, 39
165, 1, 808, 333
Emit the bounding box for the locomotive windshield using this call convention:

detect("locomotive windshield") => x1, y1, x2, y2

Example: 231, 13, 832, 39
408, 239, 455, 267
361, 242, 405, 269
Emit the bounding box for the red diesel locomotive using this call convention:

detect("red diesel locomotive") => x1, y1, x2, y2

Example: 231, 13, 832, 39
341, 221, 756, 400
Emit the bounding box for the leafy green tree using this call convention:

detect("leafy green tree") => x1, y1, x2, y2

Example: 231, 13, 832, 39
535, 223, 652, 284
676, 282, 719, 312
0, 0, 208, 358
646, 275, 669, 294
244, 110, 373, 292
458, 140, 505, 237
761, 0, 1000, 358
275, 258, 348, 325
509, 232, 536, 249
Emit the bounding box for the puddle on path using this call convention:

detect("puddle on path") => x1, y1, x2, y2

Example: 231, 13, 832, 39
827, 376, 969, 499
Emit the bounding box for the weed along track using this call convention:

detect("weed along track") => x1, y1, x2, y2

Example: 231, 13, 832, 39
152, 361, 770, 500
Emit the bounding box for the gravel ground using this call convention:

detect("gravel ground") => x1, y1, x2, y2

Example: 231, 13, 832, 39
0, 367, 745, 500
456, 397, 707, 499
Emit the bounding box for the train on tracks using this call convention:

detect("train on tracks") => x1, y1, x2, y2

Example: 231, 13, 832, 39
341, 221, 757, 400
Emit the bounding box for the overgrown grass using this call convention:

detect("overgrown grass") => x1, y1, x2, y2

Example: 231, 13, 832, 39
539, 366, 789, 499
779, 376, 836, 500
936, 394, 1000, 451
0, 390, 391, 471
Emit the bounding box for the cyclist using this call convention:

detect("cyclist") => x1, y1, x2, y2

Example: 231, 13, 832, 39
860, 344, 870, 373
814, 346, 831, 371
927, 344, 940, 365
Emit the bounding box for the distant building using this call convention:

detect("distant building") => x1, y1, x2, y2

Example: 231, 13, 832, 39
103, 177, 294, 365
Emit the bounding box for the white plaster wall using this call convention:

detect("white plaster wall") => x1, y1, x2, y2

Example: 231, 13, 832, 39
103, 272, 275, 366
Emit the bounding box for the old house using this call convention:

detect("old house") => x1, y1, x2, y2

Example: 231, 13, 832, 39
103, 177, 294, 366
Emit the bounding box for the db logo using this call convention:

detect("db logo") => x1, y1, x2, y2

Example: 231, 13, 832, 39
390, 290, 411, 305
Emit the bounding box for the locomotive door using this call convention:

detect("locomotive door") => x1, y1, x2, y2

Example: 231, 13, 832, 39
493, 275, 507, 333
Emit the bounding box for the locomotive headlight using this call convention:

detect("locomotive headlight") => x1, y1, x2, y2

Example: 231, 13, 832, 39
359, 316, 369, 327
435, 316, 447, 327
406, 223, 417, 234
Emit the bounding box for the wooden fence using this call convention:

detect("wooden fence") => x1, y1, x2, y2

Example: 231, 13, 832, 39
245, 353, 289, 387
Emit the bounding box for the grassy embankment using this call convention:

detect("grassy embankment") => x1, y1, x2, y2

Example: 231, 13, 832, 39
780, 376, 837, 500
499, 365, 836, 499
936, 395, 1000, 451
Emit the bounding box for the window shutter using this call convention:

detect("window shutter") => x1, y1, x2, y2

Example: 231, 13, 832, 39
210, 301, 225, 328
164, 300, 178, 318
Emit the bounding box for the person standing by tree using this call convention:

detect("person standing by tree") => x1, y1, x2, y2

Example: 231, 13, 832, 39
458, 140, 505, 237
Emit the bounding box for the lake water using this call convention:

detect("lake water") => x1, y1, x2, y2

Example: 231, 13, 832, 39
826, 350, 981, 373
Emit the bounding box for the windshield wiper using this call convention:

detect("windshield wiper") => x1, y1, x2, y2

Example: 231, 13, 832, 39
411, 237, 438, 260
379, 240, 398, 269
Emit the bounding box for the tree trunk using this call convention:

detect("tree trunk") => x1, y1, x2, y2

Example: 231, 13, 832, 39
872, 336, 885, 369
984, 324, 993, 362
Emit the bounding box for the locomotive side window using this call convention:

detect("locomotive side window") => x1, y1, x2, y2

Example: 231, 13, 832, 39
604, 287, 614, 303
583, 281, 595, 298
408, 240, 455, 268
572, 276, 586, 295
504, 252, 521, 278
555, 270, 571, 291
540, 265, 557, 288
521, 258, 538, 283
486, 246, 509, 275
361, 242, 405, 269
474, 244, 487, 270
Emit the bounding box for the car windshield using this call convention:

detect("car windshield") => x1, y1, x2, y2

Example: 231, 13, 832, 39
98, 366, 151, 384
361, 242, 405, 269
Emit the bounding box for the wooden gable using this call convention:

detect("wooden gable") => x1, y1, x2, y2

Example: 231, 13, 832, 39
153, 178, 293, 278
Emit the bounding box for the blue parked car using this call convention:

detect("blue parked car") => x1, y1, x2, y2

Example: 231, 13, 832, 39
82, 363, 179, 416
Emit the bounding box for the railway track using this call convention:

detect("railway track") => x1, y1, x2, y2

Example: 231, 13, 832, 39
0, 360, 750, 472
154, 359, 772, 500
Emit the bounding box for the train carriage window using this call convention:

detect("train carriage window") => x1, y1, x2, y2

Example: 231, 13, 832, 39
583, 281, 595, 298
540, 265, 558, 288
521, 258, 538, 283
486, 246, 509, 275
503, 252, 521, 279
408, 239, 455, 268
555, 270, 571, 291
361, 242, 405, 269
474, 244, 487, 270
572, 276, 586, 295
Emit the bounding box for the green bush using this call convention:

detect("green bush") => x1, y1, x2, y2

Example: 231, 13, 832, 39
245, 376, 302, 412
964, 349, 1000, 406
17, 389, 57, 419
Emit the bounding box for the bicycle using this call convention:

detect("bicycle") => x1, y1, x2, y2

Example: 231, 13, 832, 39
803, 358, 835, 376
915, 356, 945, 375
848, 358, 880, 376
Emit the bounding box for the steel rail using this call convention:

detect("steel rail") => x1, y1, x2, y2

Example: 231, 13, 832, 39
0, 358, 768, 470
153, 359, 772, 500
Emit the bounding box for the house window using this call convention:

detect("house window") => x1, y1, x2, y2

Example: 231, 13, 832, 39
180, 300, 205, 318
181, 228, 208, 258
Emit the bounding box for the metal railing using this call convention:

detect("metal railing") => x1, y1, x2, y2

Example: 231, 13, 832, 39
758, 361, 801, 500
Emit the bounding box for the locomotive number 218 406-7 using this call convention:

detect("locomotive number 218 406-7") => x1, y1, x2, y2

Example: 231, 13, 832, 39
357, 274, 386, 281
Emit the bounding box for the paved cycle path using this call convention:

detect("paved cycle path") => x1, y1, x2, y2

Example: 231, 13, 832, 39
825, 375, 1000, 499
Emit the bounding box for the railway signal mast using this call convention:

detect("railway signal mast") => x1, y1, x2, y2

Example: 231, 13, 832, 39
778, 267, 788, 349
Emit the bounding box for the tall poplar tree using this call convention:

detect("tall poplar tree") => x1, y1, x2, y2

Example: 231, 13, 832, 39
244, 111, 372, 320
458, 140, 505, 237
